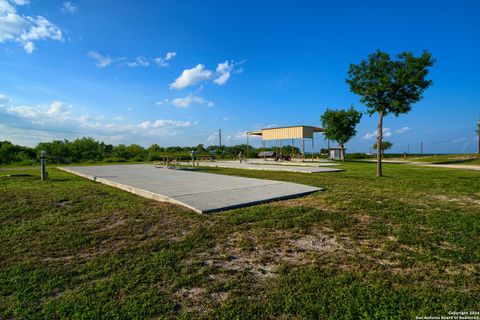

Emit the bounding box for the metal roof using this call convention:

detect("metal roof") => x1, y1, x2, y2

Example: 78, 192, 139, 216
246, 125, 324, 140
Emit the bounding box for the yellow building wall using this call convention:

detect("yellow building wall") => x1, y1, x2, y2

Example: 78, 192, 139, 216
262, 126, 313, 140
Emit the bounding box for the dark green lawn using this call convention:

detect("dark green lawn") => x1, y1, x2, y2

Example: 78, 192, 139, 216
1, 162, 479, 319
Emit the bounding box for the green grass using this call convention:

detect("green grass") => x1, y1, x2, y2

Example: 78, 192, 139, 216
1, 162, 479, 319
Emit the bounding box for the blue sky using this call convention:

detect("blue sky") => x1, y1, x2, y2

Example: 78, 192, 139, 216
0, 0, 479, 153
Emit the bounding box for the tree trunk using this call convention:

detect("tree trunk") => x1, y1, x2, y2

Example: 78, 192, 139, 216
340, 143, 345, 162
376, 111, 384, 177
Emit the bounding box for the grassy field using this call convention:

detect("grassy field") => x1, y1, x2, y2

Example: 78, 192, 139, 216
390, 154, 480, 165
1, 162, 479, 319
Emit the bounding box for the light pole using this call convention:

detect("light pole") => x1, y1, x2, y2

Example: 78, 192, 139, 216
477, 118, 480, 155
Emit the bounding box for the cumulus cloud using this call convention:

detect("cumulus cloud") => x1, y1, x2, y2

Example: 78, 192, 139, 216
0, 1, 63, 53
170, 60, 244, 89
395, 126, 410, 134
61, 1, 77, 14
363, 128, 392, 140
171, 94, 214, 108
170, 64, 213, 89
155, 51, 177, 66
0, 94, 199, 145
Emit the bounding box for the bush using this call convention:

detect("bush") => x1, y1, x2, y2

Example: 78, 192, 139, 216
104, 157, 127, 163
130, 156, 145, 162
18, 159, 37, 166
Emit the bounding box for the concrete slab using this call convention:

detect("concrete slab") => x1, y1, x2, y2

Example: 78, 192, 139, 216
246, 159, 340, 167
194, 161, 343, 173
58, 164, 321, 213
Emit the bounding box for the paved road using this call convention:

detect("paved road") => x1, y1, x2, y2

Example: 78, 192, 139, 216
59, 164, 321, 213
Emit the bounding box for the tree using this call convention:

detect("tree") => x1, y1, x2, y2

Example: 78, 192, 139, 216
320, 107, 362, 161
373, 141, 393, 155
346, 50, 435, 176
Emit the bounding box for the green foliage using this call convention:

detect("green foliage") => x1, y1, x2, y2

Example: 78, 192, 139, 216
346, 50, 435, 175
346, 50, 435, 117
0, 141, 36, 165
321, 107, 362, 145
373, 141, 393, 151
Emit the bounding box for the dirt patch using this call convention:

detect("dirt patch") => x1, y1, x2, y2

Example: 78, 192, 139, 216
200, 228, 347, 279
432, 195, 480, 206
93, 218, 125, 232
292, 233, 343, 252
175, 287, 229, 313
55, 198, 72, 207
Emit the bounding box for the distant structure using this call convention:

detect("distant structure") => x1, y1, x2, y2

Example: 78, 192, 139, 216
246, 125, 324, 161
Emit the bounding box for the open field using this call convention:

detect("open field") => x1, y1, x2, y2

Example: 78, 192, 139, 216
385, 154, 480, 165
1, 162, 479, 319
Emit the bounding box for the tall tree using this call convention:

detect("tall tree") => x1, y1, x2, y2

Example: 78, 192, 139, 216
346, 50, 435, 176
321, 107, 362, 161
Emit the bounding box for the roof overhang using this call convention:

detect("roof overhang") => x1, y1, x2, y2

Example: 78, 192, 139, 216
246, 125, 324, 140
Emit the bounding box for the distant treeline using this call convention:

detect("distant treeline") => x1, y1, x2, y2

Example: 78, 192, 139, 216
0, 138, 306, 165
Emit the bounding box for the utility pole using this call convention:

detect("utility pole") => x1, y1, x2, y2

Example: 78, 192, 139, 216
420, 142, 423, 155
407, 145, 410, 155
219, 129, 222, 148
40, 150, 47, 181
477, 118, 480, 155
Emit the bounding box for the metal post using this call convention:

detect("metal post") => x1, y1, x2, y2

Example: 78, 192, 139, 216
246, 134, 249, 163
292, 139, 294, 158
40, 150, 47, 181
302, 139, 305, 162
219, 129, 222, 148
280, 139, 283, 161
311, 138, 314, 161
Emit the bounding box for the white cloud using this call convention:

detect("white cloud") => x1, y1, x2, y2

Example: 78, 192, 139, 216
170, 64, 213, 89
155, 99, 168, 106
12, 0, 29, 5
206, 131, 218, 143
137, 119, 195, 129
165, 51, 176, 60
171, 94, 214, 108
125, 56, 149, 67
0, 96, 199, 144
0, 1, 62, 53
45, 101, 71, 117
363, 128, 392, 140
61, 1, 77, 14
395, 126, 410, 134
213, 61, 232, 85
87, 51, 113, 68
234, 131, 248, 140
169, 60, 244, 89
155, 51, 177, 67
23, 40, 33, 52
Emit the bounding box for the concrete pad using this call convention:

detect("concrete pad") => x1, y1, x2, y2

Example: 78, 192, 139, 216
195, 161, 343, 173
58, 164, 321, 213
246, 159, 340, 167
